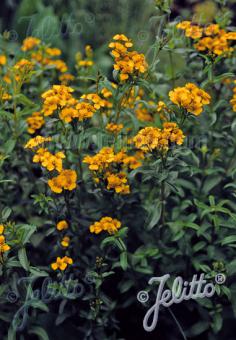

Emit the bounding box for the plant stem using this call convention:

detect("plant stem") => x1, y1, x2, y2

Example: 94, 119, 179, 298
160, 179, 165, 228
160, 154, 167, 227
64, 192, 71, 220
167, 307, 187, 340
168, 50, 175, 88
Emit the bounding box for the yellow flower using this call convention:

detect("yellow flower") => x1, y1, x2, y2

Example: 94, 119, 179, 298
33, 148, 65, 172
204, 24, 220, 36
85, 45, 93, 58
59, 73, 75, 85
176, 21, 191, 30
21, 37, 41, 51
134, 123, 185, 153
48, 59, 68, 73
41, 85, 76, 117
177, 21, 202, 39
135, 101, 156, 122
14, 59, 34, 71
0, 224, 4, 234
185, 25, 203, 39
61, 236, 70, 247
101, 87, 113, 98
0, 86, 11, 101
169, 83, 211, 116
109, 34, 148, 81
76, 45, 94, 68
83, 147, 116, 171
0, 55, 7, 66
59, 107, 79, 123
122, 155, 142, 170
27, 112, 45, 134
24, 135, 52, 149
106, 123, 124, 134
51, 256, 73, 271
57, 220, 69, 231
45, 47, 62, 56
90, 216, 121, 234
133, 127, 161, 152
81, 93, 106, 110
75, 101, 96, 121
48, 169, 77, 193
106, 172, 130, 194
0, 235, 10, 253
230, 85, 236, 112
225, 32, 236, 40
177, 21, 235, 56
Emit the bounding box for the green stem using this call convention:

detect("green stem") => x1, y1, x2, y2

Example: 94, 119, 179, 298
168, 51, 175, 88
167, 307, 187, 340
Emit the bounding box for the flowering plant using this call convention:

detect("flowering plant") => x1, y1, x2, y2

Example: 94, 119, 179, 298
0, 1, 236, 339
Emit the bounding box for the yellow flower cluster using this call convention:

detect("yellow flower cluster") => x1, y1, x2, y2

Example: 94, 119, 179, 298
33, 148, 65, 172
118, 86, 161, 122
106, 122, 124, 134
48, 59, 68, 73
135, 101, 156, 122
169, 83, 211, 116
0, 224, 10, 254
177, 22, 236, 56
157, 101, 169, 121
48, 169, 77, 193
230, 84, 236, 112
25, 135, 77, 194
21, 37, 41, 51
76, 45, 94, 68
177, 21, 203, 39
71, 102, 96, 122
41, 85, 76, 116
101, 87, 113, 98
83, 147, 141, 171
133, 122, 185, 153
51, 256, 73, 271
13, 59, 34, 83
106, 172, 130, 194
83, 147, 142, 194
90, 217, 121, 234
0, 86, 11, 102
109, 34, 148, 81
59, 73, 75, 85
21, 37, 68, 74
27, 111, 45, 134
41, 86, 101, 123
81, 93, 106, 110
24, 135, 52, 149
14, 59, 34, 72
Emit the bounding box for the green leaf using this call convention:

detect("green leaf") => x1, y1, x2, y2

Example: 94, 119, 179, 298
18, 248, 30, 271
120, 252, 128, 270
29, 326, 49, 340
186, 321, 209, 336
1, 207, 12, 220
145, 200, 162, 230
221, 235, 236, 246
